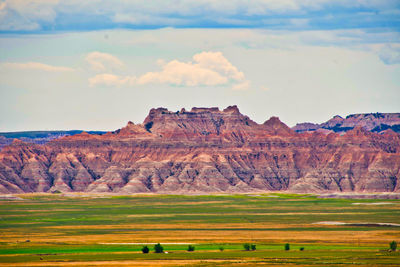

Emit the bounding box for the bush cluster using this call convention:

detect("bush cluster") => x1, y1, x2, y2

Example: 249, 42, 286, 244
141, 242, 312, 254
154, 243, 164, 253
141, 243, 165, 253
141, 246, 149, 254
390, 241, 397, 251
243, 243, 256, 251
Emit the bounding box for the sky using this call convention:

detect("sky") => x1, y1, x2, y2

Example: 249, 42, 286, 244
0, 0, 399, 132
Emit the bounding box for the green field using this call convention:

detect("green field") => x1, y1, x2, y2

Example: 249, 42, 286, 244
0, 193, 399, 266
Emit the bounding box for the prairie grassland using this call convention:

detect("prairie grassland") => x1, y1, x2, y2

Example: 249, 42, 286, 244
0, 193, 399, 266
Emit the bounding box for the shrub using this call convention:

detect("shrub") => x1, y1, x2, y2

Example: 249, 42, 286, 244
284, 243, 290, 251
219, 246, 224, 252
141, 246, 149, 254
154, 243, 164, 253
187, 245, 195, 251
300, 247, 304, 251
390, 241, 397, 251
243, 243, 256, 251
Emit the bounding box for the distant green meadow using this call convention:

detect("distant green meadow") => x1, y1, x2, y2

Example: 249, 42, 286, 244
0, 193, 399, 266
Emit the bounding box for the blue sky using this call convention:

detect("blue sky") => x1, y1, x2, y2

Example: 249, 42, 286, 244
0, 0, 399, 131
1, 0, 399, 32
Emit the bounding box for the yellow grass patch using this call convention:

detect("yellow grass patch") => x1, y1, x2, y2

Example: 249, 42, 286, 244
2, 228, 398, 245
0, 259, 253, 267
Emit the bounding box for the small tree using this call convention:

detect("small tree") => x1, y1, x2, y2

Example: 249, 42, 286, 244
284, 243, 290, 251
141, 246, 149, 254
300, 247, 304, 251
251, 244, 256, 251
187, 245, 195, 251
154, 243, 164, 253
390, 241, 397, 251
243, 243, 250, 251
219, 246, 224, 252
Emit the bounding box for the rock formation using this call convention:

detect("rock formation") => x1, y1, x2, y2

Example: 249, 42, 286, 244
0, 130, 107, 149
0, 106, 399, 194
293, 113, 400, 134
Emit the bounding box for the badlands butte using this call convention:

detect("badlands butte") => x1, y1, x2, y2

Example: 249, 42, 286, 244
0, 106, 400, 194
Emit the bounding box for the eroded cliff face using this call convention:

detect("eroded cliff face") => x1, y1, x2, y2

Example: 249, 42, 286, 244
1, 106, 399, 194
293, 113, 400, 134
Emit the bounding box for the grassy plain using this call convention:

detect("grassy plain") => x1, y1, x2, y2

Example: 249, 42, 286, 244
0, 193, 399, 266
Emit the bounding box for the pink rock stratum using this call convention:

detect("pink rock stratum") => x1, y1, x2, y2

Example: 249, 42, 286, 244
0, 106, 399, 194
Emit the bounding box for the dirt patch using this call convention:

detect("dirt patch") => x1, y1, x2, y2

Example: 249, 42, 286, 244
318, 193, 400, 199
313, 221, 400, 227
6, 229, 399, 245
100, 242, 196, 245
352, 202, 395, 205
0, 259, 242, 266
0, 195, 24, 200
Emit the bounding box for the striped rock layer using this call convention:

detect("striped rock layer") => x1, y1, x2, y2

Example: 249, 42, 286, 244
1, 106, 399, 194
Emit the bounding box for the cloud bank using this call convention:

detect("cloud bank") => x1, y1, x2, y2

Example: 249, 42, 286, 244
85, 52, 124, 72
1, 62, 74, 72
0, 0, 399, 32
89, 51, 250, 90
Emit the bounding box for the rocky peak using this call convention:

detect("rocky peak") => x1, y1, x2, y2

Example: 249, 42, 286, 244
11, 138, 25, 145
293, 112, 400, 134
143, 107, 171, 124
321, 115, 345, 128
116, 121, 149, 136
110, 107, 295, 140
293, 122, 319, 131
190, 107, 220, 113
137, 106, 261, 141
223, 105, 240, 114
344, 126, 370, 138
263, 116, 282, 126
263, 117, 294, 136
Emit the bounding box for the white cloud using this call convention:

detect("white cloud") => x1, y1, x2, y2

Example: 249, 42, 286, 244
193, 51, 245, 81
113, 13, 186, 26
2, 62, 74, 72
5, 0, 59, 20
136, 51, 245, 87
0, 0, 58, 30
89, 51, 250, 89
136, 59, 229, 86
85, 52, 124, 72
